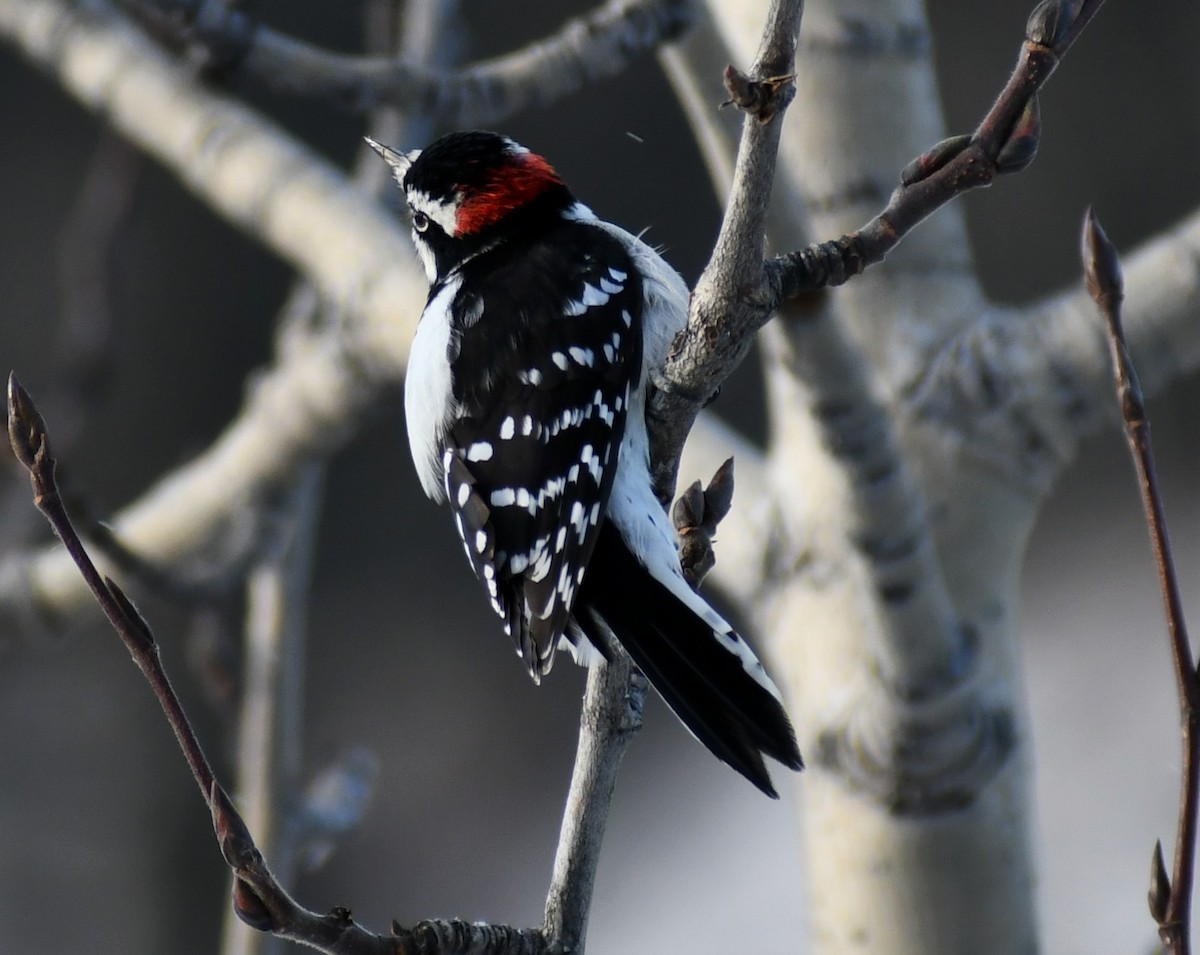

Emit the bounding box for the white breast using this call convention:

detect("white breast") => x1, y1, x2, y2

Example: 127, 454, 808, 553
405, 276, 460, 502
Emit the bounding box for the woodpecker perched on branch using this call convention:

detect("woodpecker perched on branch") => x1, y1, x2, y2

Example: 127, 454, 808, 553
369, 131, 801, 796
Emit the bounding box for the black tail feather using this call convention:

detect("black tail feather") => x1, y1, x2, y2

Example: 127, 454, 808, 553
576, 522, 803, 797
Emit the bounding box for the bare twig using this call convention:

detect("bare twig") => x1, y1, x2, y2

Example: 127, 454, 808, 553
117, 0, 696, 125
672, 457, 734, 588
7, 374, 218, 801
1084, 210, 1200, 955
648, 0, 1106, 501
765, 0, 1104, 301
6, 373, 557, 955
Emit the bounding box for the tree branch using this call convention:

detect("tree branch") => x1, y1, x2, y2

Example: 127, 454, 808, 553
764, 0, 1105, 303
901, 199, 1200, 505
647, 0, 804, 501
542, 657, 645, 951
0, 0, 421, 339
118, 0, 696, 125
7, 373, 566, 955
1084, 211, 1200, 955
647, 0, 1106, 503
1029, 204, 1200, 440
0, 0, 429, 634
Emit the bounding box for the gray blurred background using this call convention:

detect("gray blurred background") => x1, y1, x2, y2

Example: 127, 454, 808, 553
2, 1, 1200, 952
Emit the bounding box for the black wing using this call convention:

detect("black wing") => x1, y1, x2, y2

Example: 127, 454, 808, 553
440, 221, 643, 679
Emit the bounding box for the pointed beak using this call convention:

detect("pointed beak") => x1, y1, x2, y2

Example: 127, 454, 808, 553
365, 137, 418, 182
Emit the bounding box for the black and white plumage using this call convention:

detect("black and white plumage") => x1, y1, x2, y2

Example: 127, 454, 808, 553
369, 130, 802, 796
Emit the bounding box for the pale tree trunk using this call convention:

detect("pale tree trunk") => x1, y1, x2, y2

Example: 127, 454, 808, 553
675, 1, 1195, 952
764, 0, 1035, 949
676, 2, 1035, 948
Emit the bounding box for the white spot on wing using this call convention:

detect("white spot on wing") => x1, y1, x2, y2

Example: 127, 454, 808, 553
499, 416, 515, 440
552, 352, 569, 371
490, 488, 517, 507
568, 346, 594, 367
466, 441, 493, 462
580, 283, 610, 307
531, 544, 553, 581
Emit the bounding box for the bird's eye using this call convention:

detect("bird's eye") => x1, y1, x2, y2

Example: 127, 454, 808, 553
412, 211, 430, 233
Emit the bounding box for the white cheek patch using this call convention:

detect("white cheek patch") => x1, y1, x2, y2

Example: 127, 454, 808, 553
412, 237, 436, 282
406, 187, 460, 237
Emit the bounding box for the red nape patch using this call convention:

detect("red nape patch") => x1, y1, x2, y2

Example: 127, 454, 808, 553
454, 153, 563, 235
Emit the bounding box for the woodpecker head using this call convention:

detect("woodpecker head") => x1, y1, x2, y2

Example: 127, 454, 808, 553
368, 131, 574, 282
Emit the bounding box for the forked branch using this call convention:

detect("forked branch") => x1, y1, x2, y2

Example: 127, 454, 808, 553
649, 0, 1108, 499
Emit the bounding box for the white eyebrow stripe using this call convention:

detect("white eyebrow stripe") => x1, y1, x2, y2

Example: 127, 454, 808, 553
406, 187, 460, 236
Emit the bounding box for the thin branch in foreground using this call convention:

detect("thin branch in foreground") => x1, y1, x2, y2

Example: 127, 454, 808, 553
5, 371, 643, 953
6, 376, 219, 803
117, 0, 696, 125
4, 372, 551, 955
1083, 210, 1200, 955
